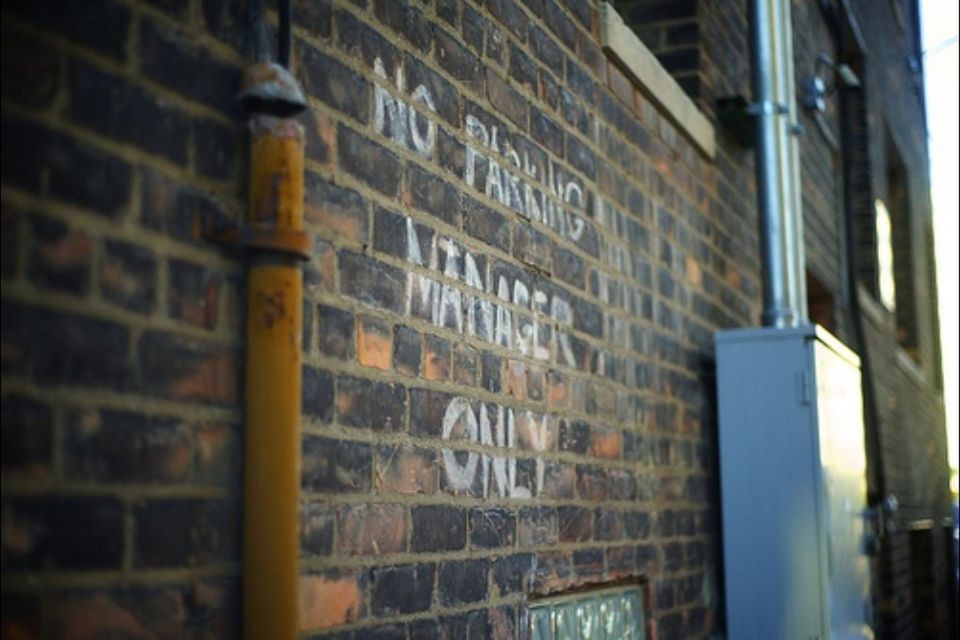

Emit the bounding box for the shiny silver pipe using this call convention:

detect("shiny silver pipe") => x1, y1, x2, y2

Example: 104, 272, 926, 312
750, 0, 807, 327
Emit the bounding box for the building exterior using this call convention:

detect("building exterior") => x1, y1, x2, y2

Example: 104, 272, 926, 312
0, 0, 952, 638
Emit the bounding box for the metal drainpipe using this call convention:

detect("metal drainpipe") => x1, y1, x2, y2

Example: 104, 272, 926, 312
750, 0, 808, 327
233, 1, 307, 636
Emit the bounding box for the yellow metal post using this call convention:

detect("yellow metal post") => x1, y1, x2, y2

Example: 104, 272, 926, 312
243, 114, 304, 639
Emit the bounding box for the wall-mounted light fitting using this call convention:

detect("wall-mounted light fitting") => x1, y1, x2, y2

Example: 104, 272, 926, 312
803, 53, 861, 112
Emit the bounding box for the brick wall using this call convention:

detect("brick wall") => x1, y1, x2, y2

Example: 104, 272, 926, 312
0, 0, 950, 638
1, 0, 246, 635
845, 0, 953, 636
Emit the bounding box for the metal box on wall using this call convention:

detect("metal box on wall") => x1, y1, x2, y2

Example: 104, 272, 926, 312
716, 326, 873, 639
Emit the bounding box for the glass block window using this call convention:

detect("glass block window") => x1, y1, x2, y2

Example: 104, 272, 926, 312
529, 585, 646, 640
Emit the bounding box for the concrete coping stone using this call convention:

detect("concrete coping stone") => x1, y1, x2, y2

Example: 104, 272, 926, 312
599, 1, 717, 159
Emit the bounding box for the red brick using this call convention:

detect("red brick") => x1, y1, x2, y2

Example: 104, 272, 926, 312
375, 445, 437, 495
423, 334, 451, 381
357, 315, 393, 370
337, 503, 407, 556
507, 359, 527, 401
299, 570, 365, 631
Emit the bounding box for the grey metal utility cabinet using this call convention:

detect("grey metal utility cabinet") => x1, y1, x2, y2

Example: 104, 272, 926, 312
716, 326, 873, 639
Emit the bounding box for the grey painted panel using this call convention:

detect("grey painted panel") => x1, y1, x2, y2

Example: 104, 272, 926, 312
716, 326, 872, 639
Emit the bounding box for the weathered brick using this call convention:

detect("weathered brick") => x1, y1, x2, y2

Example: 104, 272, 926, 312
63, 408, 191, 482
412, 505, 466, 552
487, 0, 529, 40
532, 550, 574, 594
27, 214, 92, 295
518, 506, 558, 546
567, 134, 597, 180
558, 505, 593, 542
301, 501, 335, 555
299, 42, 370, 124
357, 316, 393, 370
304, 108, 335, 170
68, 59, 189, 164
100, 238, 156, 313
437, 0, 459, 25
405, 54, 461, 127
337, 504, 407, 556
2, 116, 132, 217
294, 0, 332, 38
531, 110, 565, 157
300, 569, 366, 630
409, 388, 454, 437
540, 461, 576, 499
485, 21, 507, 66
438, 558, 490, 606
1, 395, 53, 479
453, 343, 478, 386
373, 0, 433, 53
590, 424, 623, 459
337, 375, 406, 431
134, 499, 238, 567
566, 60, 596, 105
375, 444, 437, 495
607, 545, 636, 578
594, 508, 625, 540
317, 304, 354, 360
481, 352, 502, 392
304, 175, 369, 245
543, 0, 578, 51
525, 364, 545, 401
303, 365, 334, 423
338, 126, 401, 196
576, 464, 609, 501
1, 496, 124, 570
139, 19, 239, 116
1, 24, 61, 109
423, 333, 451, 381
139, 166, 225, 242
493, 552, 535, 595
508, 42, 538, 94
339, 250, 406, 314
463, 195, 510, 251
485, 69, 528, 129
167, 258, 221, 329
559, 419, 590, 454
436, 28, 483, 92
194, 422, 240, 486
303, 436, 372, 493
393, 325, 421, 376
512, 224, 553, 271
6, 0, 130, 61
572, 548, 604, 579
370, 563, 435, 616
137, 331, 238, 406
336, 8, 401, 77
506, 359, 527, 400
450, 4, 479, 51
470, 507, 516, 549
1, 203, 20, 280
411, 609, 490, 639
1, 303, 131, 389
407, 163, 461, 227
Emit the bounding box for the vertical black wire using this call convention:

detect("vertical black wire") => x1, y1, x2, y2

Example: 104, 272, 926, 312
278, 0, 292, 69
247, 0, 266, 62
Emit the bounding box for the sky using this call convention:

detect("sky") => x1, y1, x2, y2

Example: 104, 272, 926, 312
920, 0, 959, 479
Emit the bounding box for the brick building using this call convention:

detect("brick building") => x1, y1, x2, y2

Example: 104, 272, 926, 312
0, 0, 952, 638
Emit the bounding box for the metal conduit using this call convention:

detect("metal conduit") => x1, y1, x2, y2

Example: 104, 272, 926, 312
750, 0, 808, 327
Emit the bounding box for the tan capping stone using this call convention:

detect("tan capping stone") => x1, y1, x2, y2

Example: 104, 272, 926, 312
599, 2, 716, 159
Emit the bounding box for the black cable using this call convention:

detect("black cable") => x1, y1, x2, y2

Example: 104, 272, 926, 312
278, 0, 292, 69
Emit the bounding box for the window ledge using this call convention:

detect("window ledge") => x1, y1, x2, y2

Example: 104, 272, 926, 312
599, 1, 716, 159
